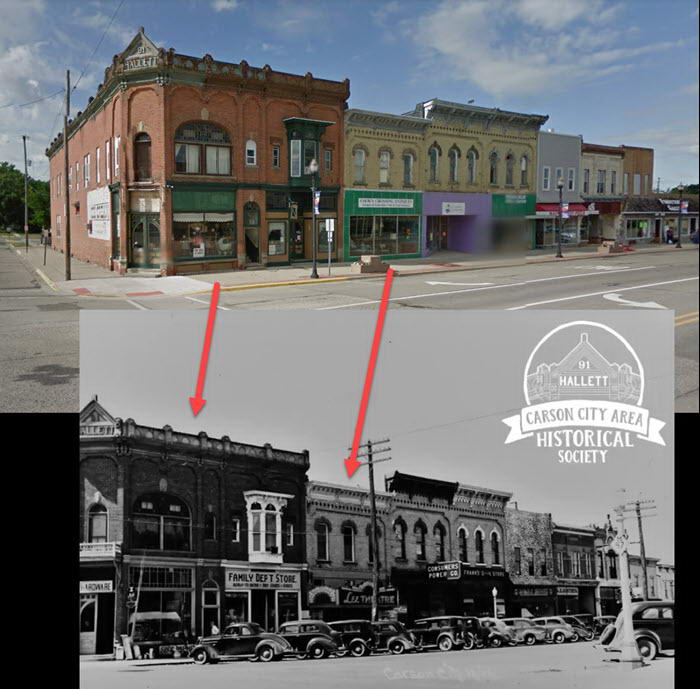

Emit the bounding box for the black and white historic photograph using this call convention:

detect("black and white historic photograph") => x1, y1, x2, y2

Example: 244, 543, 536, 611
79, 309, 674, 688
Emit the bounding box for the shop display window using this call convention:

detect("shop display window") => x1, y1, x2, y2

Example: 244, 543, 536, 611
224, 592, 249, 625
173, 212, 235, 260
268, 221, 287, 256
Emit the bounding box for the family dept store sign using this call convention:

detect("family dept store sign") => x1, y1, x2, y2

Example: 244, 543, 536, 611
225, 569, 301, 591
502, 321, 666, 463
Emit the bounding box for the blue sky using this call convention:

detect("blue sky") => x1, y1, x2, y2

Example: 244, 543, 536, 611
1, 0, 697, 189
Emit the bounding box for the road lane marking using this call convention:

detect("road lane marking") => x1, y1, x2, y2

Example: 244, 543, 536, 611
506, 277, 699, 310
317, 265, 656, 310
675, 311, 698, 320
425, 281, 494, 286
125, 299, 148, 310
603, 293, 665, 309
35, 268, 59, 292
676, 316, 699, 327
185, 295, 230, 311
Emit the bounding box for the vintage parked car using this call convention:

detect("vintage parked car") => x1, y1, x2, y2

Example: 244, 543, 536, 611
501, 617, 548, 646
129, 611, 193, 658
277, 620, 338, 659
189, 622, 291, 664
531, 617, 577, 644
371, 620, 416, 654
327, 619, 376, 657
600, 601, 674, 661
409, 616, 466, 652
592, 615, 617, 636
475, 618, 517, 647
560, 615, 595, 641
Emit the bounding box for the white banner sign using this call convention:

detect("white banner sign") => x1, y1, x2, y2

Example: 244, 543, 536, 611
87, 186, 111, 240
442, 202, 465, 215
358, 198, 414, 209
80, 580, 113, 593
225, 569, 301, 591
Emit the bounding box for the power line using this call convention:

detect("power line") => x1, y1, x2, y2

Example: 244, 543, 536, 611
72, 0, 127, 93
0, 89, 64, 110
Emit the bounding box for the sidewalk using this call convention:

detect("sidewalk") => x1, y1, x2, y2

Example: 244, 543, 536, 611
5, 234, 696, 299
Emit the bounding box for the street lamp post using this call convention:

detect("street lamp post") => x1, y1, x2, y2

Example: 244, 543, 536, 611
556, 179, 564, 258
676, 183, 683, 249
309, 158, 319, 278
492, 587, 498, 618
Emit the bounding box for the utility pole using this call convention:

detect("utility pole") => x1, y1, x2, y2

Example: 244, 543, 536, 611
63, 70, 71, 281
351, 438, 392, 622
631, 499, 656, 600
656, 177, 661, 194
23, 135, 29, 253
676, 183, 683, 249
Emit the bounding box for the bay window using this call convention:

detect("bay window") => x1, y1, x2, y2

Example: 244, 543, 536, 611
303, 140, 318, 173
290, 139, 302, 177
244, 490, 292, 563
174, 122, 231, 176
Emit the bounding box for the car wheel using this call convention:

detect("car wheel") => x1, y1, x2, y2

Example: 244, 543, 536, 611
295, 651, 308, 660
637, 638, 658, 661
462, 636, 475, 651
553, 632, 565, 644
438, 636, 454, 652
570, 633, 579, 643
335, 649, 348, 658
390, 641, 405, 655
349, 641, 366, 657
258, 646, 275, 663
191, 649, 209, 665
310, 646, 327, 660
490, 637, 502, 648
524, 634, 536, 646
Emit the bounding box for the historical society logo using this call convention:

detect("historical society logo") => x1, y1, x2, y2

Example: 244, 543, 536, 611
502, 321, 666, 463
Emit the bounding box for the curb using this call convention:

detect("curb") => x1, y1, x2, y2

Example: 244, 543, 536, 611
13, 248, 59, 291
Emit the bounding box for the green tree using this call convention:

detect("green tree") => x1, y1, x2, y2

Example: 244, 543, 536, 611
0, 162, 50, 232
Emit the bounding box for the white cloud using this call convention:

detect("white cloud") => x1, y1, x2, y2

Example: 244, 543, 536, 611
211, 0, 240, 11
413, 0, 687, 98
371, 1, 401, 26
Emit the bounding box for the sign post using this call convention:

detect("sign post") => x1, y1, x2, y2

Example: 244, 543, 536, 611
325, 218, 334, 276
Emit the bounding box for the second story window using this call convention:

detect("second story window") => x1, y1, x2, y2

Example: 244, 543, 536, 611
567, 167, 575, 192
505, 153, 514, 186
449, 147, 459, 183
175, 122, 231, 176
543, 166, 550, 191
434, 523, 446, 561
316, 521, 330, 561
527, 547, 535, 575
134, 133, 151, 181
458, 527, 468, 562
245, 140, 257, 166
204, 511, 216, 540
489, 152, 498, 185
583, 168, 590, 194
342, 523, 355, 562
324, 148, 332, 172
596, 169, 606, 194
414, 521, 427, 560
272, 145, 280, 168
403, 153, 414, 186
353, 148, 366, 184
520, 155, 528, 186
96, 147, 100, 185
540, 548, 547, 575
467, 149, 478, 184
429, 145, 440, 183
491, 532, 501, 565
394, 519, 407, 559
379, 150, 390, 184
88, 503, 108, 543
132, 493, 191, 551
475, 530, 484, 563
513, 546, 521, 574
244, 490, 291, 562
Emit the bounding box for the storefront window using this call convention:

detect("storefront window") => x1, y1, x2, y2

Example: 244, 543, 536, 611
223, 593, 249, 626
349, 215, 419, 257
202, 580, 220, 633
268, 221, 287, 256
625, 218, 652, 240
397, 217, 419, 254
173, 212, 235, 260
349, 216, 374, 256
579, 217, 590, 242
277, 592, 299, 626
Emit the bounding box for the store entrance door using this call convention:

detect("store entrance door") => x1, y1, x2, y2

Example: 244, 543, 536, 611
290, 220, 305, 260
80, 594, 97, 655
245, 227, 260, 264
251, 590, 275, 632
427, 217, 449, 252
129, 214, 160, 268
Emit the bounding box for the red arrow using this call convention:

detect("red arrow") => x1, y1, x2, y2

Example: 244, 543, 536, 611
344, 268, 395, 477
189, 282, 221, 416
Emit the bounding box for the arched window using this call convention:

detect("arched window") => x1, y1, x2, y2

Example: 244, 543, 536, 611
316, 521, 330, 562
175, 122, 231, 176
433, 522, 446, 561
134, 133, 151, 181
475, 529, 485, 563
243, 201, 260, 226
394, 518, 407, 559
414, 521, 427, 561
353, 148, 366, 184
88, 503, 108, 543
429, 145, 440, 183
449, 147, 460, 183
458, 527, 468, 562
379, 149, 391, 184
489, 152, 498, 185
505, 153, 514, 186
467, 149, 478, 184
132, 493, 191, 551
491, 531, 500, 565
342, 522, 356, 562
204, 511, 216, 540
402, 153, 414, 186
520, 155, 528, 186
245, 140, 257, 166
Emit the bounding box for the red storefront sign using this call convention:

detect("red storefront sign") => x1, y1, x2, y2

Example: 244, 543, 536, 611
535, 203, 589, 217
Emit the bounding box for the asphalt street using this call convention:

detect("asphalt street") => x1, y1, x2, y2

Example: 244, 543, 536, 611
79, 642, 673, 689
1, 241, 697, 411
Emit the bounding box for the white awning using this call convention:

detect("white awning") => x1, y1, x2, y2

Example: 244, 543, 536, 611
173, 213, 204, 222
206, 212, 234, 222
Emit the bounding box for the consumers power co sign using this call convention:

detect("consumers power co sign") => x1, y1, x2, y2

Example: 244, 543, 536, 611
502, 321, 665, 463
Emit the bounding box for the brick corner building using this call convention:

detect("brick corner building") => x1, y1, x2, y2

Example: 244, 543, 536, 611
79, 396, 310, 657
47, 28, 349, 276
